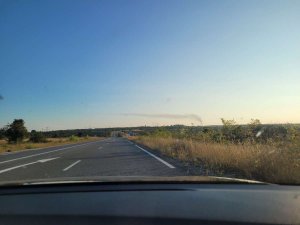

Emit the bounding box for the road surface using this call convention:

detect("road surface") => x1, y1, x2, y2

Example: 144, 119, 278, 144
0, 137, 184, 182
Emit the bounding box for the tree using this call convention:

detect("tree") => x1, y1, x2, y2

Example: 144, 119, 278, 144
247, 119, 262, 141
5, 119, 28, 143
30, 130, 47, 143
0, 127, 6, 139
221, 118, 237, 142
221, 118, 249, 142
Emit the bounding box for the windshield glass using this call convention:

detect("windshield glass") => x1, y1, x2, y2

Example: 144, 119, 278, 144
0, 0, 299, 185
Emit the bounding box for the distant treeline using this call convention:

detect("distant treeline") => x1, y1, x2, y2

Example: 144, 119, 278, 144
43, 120, 300, 145
1, 118, 299, 146
43, 129, 112, 138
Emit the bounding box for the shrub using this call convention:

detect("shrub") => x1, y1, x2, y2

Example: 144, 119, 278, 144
30, 130, 47, 143
152, 128, 172, 138
69, 135, 79, 141
25, 144, 33, 149
0, 128, 6, 139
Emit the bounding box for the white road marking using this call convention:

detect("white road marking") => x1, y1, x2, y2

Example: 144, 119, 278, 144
98, 146, 103, 149
135, 145, 175, 169
38, 158, 59, 163
63, 160, 81, 171
0, 140, 105, 165
0, 157, 59, 174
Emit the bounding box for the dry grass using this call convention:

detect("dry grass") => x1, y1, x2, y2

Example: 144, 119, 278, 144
0, 136, 104, 154
132, 136, 300, 184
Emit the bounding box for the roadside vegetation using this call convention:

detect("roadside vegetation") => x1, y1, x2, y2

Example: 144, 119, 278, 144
129, 119, 300, 184
0, 119, 105, 153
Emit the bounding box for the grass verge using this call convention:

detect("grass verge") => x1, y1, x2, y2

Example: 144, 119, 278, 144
131, 136, 300, 184
0, 136, 104, 154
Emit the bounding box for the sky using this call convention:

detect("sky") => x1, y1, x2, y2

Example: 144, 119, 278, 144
0, 0, 299, 130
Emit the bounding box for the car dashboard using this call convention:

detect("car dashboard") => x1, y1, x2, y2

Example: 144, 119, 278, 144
0, 182, 299, 225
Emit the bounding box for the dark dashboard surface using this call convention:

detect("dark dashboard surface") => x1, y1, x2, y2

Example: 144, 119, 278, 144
0, 182, 299, 225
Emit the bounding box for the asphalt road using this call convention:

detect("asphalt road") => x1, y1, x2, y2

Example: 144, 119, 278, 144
0, 137, 184, 182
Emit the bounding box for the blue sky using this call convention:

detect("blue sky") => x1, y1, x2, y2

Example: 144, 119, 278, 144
0, 0, 299, 130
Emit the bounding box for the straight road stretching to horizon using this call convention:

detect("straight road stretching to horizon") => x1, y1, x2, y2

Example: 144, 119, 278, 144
0, 137, 184, 182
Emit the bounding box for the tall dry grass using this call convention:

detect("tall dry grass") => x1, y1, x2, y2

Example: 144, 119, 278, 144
134, 136, 300, 184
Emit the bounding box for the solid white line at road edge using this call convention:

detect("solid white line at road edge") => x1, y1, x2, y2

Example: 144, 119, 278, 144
63, 160, 81, 171
135, 145, 175, 169
0, 140, 105, 165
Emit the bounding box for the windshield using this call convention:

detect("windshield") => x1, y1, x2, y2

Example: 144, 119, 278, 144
0, 0, 299, 185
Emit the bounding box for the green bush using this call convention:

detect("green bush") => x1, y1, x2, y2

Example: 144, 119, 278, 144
0, 128, 6, 139
152, 128, 172, 138
25, 144, 33, 149
69, 135, 79, 141
30, 130, 47, 143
